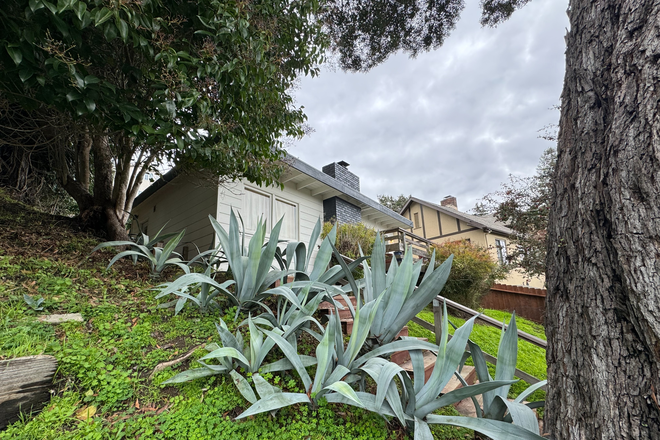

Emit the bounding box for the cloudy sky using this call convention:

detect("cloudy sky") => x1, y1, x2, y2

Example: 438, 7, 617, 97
289, 0, 568, 213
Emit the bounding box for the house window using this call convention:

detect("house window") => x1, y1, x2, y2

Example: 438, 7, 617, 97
414, 212, 420, 229
244, 188, 271, 232
274, 199, 298, 241
495, 239, 508, 265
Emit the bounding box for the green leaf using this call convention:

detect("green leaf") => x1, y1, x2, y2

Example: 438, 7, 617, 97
95, 7, 113, 26
74, 1, 86, 20
199, 347, 250, 366
66, 91, 82, 101
84, 98, 95, 112
29, 0, 44, 12
6, 47, 22, 66
19, 69, 34, 82
84, 75, 100, 85
513, 380, 547, 403
252, 373, 282, 400
116, 17, 129, 41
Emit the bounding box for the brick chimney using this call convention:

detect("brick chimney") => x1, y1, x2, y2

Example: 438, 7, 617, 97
441, 195, 458, 210
322, 161, 360, 192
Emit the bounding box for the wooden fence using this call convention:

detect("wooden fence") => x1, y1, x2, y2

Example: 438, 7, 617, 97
480, 284, 547, 324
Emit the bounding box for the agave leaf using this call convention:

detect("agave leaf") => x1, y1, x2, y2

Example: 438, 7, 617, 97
210, 212, 245, 292
420, 249, 436, 283
305, 219, 322, 271
91, 240, 137, 253
229, 370, 257, 404
409, 349, 426, 395
361, 246, 374, 304
310, 224, 336, 282
321, 257, 368, 286
162, 366, 220, 384
324, 392, 396, 417
329, 241, 361, 311
262, 329, 312, 391
416, 311, 478, 408
385, 255, 453, 340
373, 249, 413, 337
237, 392, 311, 419
107, 249, 154, 269
312, 317, 335, 394
426, 415, 545, 439
386, 379, 407, 426
371, 234, 387, 301
494, 313, 519, 400
174, 297, 187, 315
157, 229, 186, 269
324, 381, 363, 407
373, 361, 405, 410
415, 416, 434, 440
260, 355, 317, 373
514, 380, 548, 403
353, 339, 439, 368
415, 380, 518, 418
264, 286, 303, 309
253, 373, 283, 399
385, 251, 398, 289
255, 217, 283, 289
344, 293, 384, 367
325, 364, 351, 385
199, 347, 250, 367
214, 321, 240, 351
494, 396, 540, 435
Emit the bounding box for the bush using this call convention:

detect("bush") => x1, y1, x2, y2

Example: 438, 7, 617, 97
321, 221, 376, 260
432, 240, 507, 308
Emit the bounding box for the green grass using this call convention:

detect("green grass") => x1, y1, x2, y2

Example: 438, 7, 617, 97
408, 307, 547, 406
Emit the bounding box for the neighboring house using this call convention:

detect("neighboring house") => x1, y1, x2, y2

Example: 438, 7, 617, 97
131, 157, 412, 261
399, 196, 544, 288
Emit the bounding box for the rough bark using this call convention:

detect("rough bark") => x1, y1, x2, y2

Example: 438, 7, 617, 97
546, 1, 660, 439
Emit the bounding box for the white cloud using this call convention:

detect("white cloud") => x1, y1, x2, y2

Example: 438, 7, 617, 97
291, 0, 567, 211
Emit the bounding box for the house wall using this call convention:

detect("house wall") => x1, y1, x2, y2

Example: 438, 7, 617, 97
130, 175, 218, 256
214, 179, 325, 265
402, 202, 544, 288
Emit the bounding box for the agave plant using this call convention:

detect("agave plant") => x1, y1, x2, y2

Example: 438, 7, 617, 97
233, 292, 441, 419
163, 315, 318, 387
328, 302, 545, 440
456, 313, 547, 433
91, 228, 187, 278
208, 211, 299, 314
330, 234, 453, 346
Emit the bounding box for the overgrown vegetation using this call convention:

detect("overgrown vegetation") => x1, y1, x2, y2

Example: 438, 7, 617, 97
321, 221, 377, 260
1, 191, 544, 439
431, 240, 508, 308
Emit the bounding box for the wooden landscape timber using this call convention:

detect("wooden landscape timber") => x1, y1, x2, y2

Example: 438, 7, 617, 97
0, 355, 57, 429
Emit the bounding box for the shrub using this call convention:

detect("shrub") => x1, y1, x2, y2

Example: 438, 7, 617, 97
432, 240, 507, 309
321, 221, 376, 260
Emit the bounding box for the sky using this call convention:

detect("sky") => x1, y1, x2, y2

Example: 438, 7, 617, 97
289, 0, 569, 213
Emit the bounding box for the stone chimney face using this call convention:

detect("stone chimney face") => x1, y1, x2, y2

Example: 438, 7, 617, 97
322, 161, 360, 192
441, 196, 458, 209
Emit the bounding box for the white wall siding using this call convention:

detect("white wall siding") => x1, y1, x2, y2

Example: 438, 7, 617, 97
215, 179, 324, 265
131, 175, 218, 255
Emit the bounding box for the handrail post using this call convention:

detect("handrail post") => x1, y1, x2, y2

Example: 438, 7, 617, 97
433, 298, 443, 343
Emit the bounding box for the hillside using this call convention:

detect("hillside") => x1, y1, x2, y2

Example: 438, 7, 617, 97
0, 191, 471, 440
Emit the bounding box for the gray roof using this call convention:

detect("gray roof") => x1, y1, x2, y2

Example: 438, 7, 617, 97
400, 196, 512, 236
133, 156, 412, 230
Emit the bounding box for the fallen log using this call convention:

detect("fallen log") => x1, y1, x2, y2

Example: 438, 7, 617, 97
0, 355, 57, 429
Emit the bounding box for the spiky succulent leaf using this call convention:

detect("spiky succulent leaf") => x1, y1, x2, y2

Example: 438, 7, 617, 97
236, 393, 310, 419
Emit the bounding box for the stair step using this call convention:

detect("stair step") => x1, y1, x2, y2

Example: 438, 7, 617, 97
326, 308, 353, 320
399, 350, 436, 383
318, 295, 357, 310
441, 365, 477, 394
390, 336, 428, 365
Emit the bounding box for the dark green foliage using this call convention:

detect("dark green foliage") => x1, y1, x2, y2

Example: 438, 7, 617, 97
321, 221, 376, 260
475, 148, 556, 278
432, 240, 507, 309
322, 0, 465, 71
377, 194, 409, 213
480, 0, 532, 27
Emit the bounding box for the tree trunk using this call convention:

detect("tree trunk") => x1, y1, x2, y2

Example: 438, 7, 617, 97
546, 1, 660, 439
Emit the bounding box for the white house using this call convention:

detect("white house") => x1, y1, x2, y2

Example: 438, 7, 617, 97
130, 156, 412, 259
